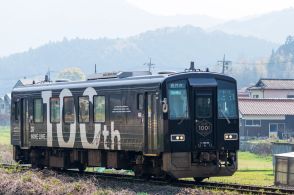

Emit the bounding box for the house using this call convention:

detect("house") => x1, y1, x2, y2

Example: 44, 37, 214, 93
247, 78, 294, 99
239, 98, 294, 139
0, 93, 11, 125
0, 93, 10, 114
238, 87, 250, 98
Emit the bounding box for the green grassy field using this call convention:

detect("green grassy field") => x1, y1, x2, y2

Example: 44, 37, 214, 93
204, 152, 274, 186
0, 127, 274, 186
0, 126, 10, 145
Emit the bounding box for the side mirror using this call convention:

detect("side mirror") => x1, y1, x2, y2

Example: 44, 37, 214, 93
162, 98, 168, 113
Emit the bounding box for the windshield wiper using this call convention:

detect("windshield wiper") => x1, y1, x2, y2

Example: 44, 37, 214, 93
221, 111, 231, 124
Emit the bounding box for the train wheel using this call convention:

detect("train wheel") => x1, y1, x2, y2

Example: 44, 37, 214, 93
134, 165, 144, 178
163, 174, 177, 183
194, 177, 205, 183
30, 150, 44, 169
31, 162, 44, 170
78, 163, 87, 173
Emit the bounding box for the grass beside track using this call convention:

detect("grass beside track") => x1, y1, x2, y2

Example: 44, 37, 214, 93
0, 126, 274, 186
0, 126, 10, 145
204, 152, 274, 186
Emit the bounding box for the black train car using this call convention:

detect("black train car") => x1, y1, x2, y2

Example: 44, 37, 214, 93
11, 65, 239, 181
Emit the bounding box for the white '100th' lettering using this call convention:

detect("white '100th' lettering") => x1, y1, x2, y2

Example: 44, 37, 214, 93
41, 87, 121, 150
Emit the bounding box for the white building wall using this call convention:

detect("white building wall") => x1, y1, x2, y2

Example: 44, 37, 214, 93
250, 89, 294, 98
240, 114, 285, 120
264, 90, 294, 98
0, 98, 4, 114
250, 90, 264, 98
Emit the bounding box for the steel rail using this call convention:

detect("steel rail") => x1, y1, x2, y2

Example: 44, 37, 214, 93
1, 164, 293, 195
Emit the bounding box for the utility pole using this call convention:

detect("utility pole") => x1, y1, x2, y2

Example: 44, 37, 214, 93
217, 54, 232, 74
144, 58, 155, 73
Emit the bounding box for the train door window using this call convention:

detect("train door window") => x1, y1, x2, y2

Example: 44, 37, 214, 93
94, 96, 105, 122
152, 94, 158, 150
64, 97, 75, 123
196, 93, 212, 118
167, 80, 189, 119
14, 101, 19, 121
50, 98, 60, 123
137, 94, 144, 110
79, 96, 89, 123
34, 99, 43, 123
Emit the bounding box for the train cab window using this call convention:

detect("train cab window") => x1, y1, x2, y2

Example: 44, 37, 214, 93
137, 94, 144, 110
167, 80, 189, 119
34, 99, 43, 123
64, 97, 75, 123
94, 96, 105, 122
79, 96, 89, 123
217, 82, 238, 118
50, 98, 60, 123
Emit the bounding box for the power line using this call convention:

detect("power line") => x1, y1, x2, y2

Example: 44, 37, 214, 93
144, 58, 155, 73
234, 60, 294, 65
217, 54, 232, 74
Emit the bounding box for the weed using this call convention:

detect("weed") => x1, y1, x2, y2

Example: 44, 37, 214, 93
94, 189, 112, 195
51, 177, 62, 186
137, 192, 148, 195
73, 182, 82, 192
21, 172, 33, 183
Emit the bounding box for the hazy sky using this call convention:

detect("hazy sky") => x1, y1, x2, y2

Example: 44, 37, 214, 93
128, 0, 294, 19
0, 0, 293, 57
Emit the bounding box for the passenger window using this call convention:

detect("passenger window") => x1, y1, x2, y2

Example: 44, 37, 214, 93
94, 96, 105, 122
137, 94, 143, 110
50, 98, 60, 123
64, 97, 75, 123
79, 96, 89, 123
167, 80, 189, 119
34, 99, 43, 123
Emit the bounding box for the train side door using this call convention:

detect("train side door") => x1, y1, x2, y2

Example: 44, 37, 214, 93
194, 88, 216, 150
144, 93, 158, 155
20, 98, 30, 148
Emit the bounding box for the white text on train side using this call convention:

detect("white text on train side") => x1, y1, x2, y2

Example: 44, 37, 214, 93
41, 87, 121, 149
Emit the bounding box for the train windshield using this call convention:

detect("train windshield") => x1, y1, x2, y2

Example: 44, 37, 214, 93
168, 80, 189, 119
217, 81, 238, 119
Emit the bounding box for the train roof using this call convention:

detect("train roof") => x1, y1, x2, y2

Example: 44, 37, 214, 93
12, 71, 236, 93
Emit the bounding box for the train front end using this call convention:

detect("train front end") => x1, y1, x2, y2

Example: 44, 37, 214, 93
162, 71, 239, 180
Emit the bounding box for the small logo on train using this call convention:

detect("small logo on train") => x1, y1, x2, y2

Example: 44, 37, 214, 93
196, 120, 212, 137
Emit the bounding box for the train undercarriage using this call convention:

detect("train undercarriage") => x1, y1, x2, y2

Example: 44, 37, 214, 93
13, 146, 237, 182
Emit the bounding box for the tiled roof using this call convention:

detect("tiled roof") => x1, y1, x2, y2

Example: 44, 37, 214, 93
248, 79, 294, 90
239, 98, 294, 115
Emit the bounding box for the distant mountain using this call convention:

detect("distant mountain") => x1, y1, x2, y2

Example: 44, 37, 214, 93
268, 36, 294, 78
211, 8, 294, 43
0, 0, 223, 57
0, 26, 277, 95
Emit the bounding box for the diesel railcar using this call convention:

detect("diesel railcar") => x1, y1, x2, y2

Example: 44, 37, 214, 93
11, 64, 239, 181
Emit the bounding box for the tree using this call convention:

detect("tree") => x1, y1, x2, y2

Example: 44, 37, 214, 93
57, 67, 86, 81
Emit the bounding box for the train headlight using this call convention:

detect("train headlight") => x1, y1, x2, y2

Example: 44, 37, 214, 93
171, 134, 185, 142
224, 133, 238, 140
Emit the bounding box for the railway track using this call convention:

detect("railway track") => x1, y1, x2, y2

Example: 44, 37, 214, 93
64, 169, 293, 195
1, 163, 293, 194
